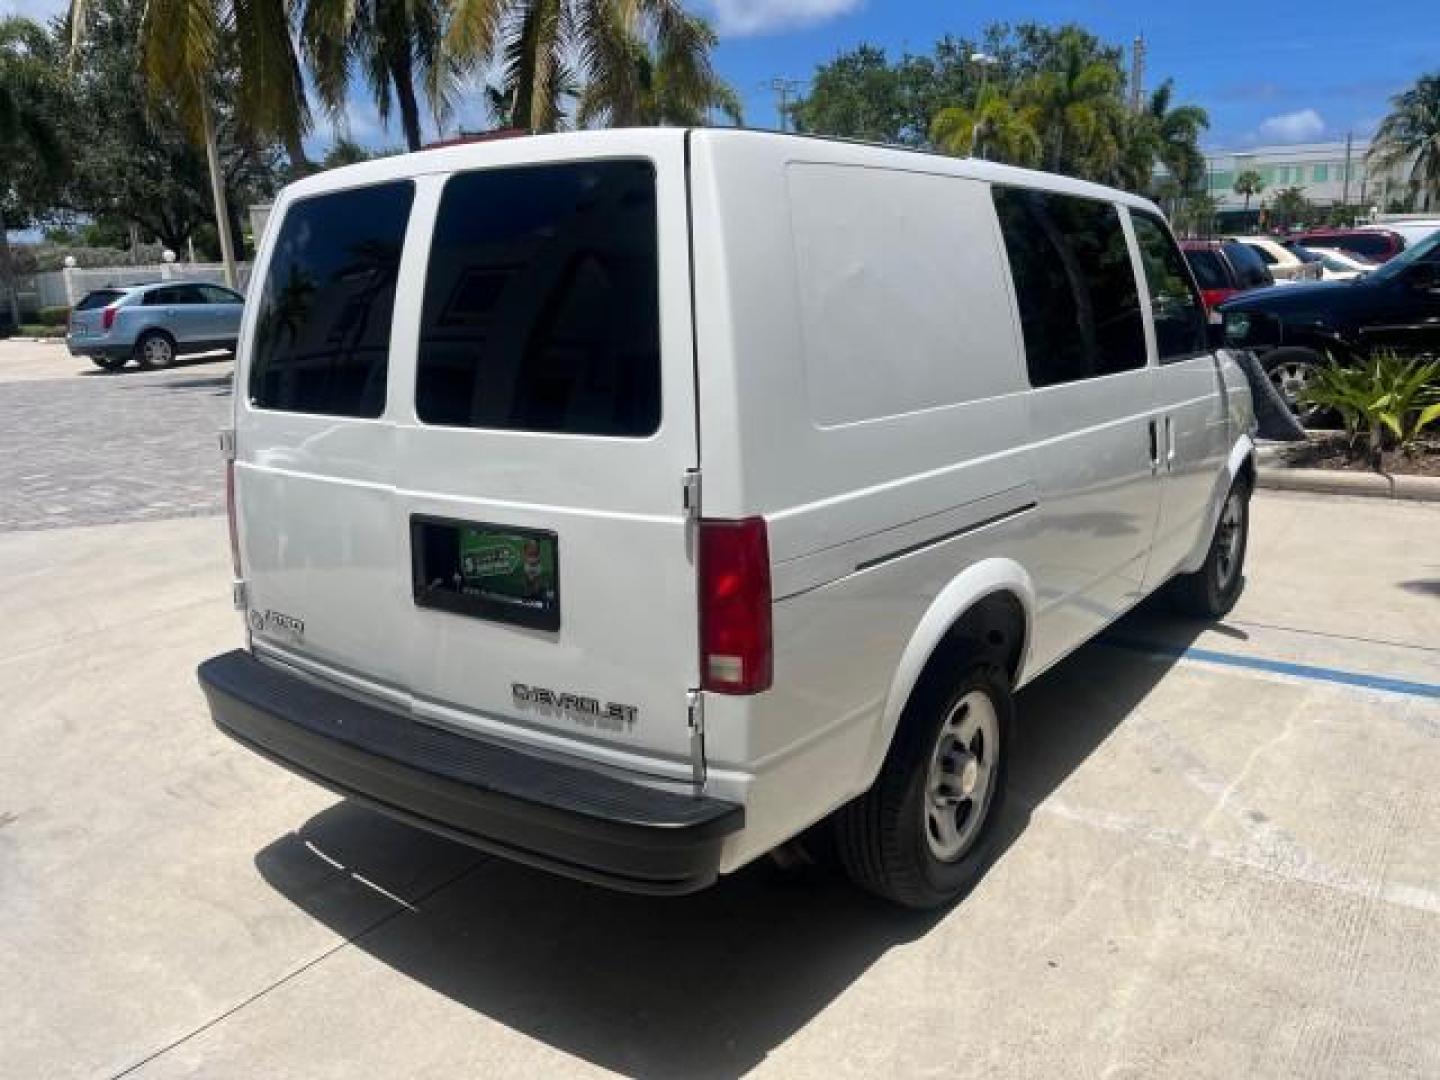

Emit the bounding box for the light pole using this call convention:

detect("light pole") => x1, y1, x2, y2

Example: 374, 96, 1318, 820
969, 52, 998, 158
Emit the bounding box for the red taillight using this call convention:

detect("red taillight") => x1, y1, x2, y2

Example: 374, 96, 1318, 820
225, 458, 242, 579
699, 517, 773, 695
101, 305, 118, 331
1200, 287, 1237, 310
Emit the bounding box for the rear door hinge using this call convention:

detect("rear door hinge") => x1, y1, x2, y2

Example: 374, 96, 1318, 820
232, 580, 248, 611
682, 467, 702, 521
686, 687, 706, 787
218, 428, 236, 462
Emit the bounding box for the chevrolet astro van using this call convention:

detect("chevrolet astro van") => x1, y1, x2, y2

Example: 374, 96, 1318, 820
198, 129, 1260, 908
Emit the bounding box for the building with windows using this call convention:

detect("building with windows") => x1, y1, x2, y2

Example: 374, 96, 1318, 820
1202, 139, 1410, 215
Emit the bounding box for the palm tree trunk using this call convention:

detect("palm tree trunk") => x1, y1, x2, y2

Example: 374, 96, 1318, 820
201, 98, 238, 289
284, 130, 312, 174
0, 208, 21, 330
390, 50, 424, 152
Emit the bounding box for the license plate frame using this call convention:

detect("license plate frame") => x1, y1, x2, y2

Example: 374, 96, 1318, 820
410, 515, 561, 632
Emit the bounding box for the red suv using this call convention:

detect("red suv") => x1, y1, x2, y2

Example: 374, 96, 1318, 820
1294, 228, 1406, 263
1180, 239, 1274, 308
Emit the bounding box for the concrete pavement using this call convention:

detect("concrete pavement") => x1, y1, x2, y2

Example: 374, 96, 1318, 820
1, 491, 1437, 1078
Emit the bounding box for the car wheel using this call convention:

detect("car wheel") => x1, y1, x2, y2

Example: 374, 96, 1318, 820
90, 354, 128, 371
1169, 476, 1251, 619
1261, 347, 1328, 427
134, 331, 176, 370
834, 658, 1012, 909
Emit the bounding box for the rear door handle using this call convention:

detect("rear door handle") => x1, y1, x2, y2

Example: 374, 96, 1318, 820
1148, 418, 1161, 474
1165, 415, 1176, 467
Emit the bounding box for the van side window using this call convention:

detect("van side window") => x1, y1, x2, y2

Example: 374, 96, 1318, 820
249, 181, 414, 418
1130, 212, 1209, 362
991, 187, 1146, 387
416, 160, 661, 437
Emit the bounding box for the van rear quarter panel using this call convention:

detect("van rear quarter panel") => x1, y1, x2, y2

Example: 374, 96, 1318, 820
689, 133, 1039, 863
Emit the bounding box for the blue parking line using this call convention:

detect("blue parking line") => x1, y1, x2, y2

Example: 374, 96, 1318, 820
1101, 637, 1440, 700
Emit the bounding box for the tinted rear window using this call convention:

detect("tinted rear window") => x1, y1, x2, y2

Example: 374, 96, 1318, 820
1224, 242, 1272, 287
992, 187, 1145, 387
249, 181, 414, 417
416, 160, 661, 436
77, 289, 123, 311
1342, 233, 1394, 259
1185, 250, 1227, 289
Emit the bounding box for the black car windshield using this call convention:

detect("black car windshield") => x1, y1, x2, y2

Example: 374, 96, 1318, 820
1369, 229, 1440, 283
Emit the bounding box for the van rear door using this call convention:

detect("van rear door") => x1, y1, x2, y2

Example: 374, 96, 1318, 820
237, 134, 701, 774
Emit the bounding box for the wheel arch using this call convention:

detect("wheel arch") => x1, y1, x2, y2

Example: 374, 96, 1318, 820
858, 559, 1035, 793
1179, 434, 1256, 575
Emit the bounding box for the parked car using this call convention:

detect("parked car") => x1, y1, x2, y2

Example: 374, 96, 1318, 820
1220, 228, 1440, 424
1182, 239, 1275, 307
1295, 227, 1406, 264
1229, 236, 1323, 282
66, 281, 245, 371
1379, 219, 1440, 248
1295, 244, 1374, 282
198, 130, 1260, 909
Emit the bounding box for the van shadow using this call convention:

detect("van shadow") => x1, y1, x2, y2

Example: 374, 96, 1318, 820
254, 599, 1213, 1077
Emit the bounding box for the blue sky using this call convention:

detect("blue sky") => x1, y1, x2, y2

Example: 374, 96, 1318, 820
8, 0, 1438, 152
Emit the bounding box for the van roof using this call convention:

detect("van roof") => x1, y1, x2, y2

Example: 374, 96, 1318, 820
278, 127, 1164, 220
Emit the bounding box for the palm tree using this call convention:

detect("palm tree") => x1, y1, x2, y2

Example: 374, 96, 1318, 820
1, 17, 66, 327
302, 0, 453, 152
1272, 185, 1309, 229
1369, 72, 1440, 212
67, 0, 312, 285
1146, 79, 1208, 194
446, 0, 719, 134
576, 13, 740, 128
930, 87, 1040, 166
1234, 169, 1265, 212
1015, 27, 1122, 176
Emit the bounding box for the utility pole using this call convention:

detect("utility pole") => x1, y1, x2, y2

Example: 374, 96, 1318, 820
1341, 131, 1353, 214
765, 78, 804, 132
1129, 34, 1146, 112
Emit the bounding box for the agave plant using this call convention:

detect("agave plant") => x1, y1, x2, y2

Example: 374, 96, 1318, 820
1300, 352, 1440, 469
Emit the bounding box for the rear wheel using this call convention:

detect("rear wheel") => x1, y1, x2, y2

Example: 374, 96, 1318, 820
835, 660, 1012, 908
1261, 347, 1327, 427
1170, 476, 1251, 619
90, 353, 127, 371
134, 331, 176, 370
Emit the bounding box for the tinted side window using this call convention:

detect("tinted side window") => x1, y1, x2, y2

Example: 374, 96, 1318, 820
1131, 213, 1208, 362
1185, 250, 1226, 290
250, 181, 414, 418
144, 287, 178, 306
1247, 243, 1278, 265
992, 187, 1146, 387
416, 160, 660, 436
77, 290, 123, 311
1345, 234, 1390, 259
201, 285, 243, 304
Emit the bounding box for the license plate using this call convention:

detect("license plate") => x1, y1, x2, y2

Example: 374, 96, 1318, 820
411, 516, 560, 632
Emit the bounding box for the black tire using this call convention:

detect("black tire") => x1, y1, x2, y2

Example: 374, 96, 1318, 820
134, 330, 177, 370
90, 354, 128, 371
1169, 476, 1251, 619
834, 658, 1012, 909
1261, 347, 1328, 428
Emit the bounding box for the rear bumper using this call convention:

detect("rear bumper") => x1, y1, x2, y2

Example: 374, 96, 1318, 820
66, 340, 127, 358
198, 650, 743, 895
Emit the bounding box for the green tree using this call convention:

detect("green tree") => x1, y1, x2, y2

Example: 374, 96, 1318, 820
302, 0, 452, 152
1369, 72, 1440, 212
55, 0, 285, 259
576, 12, 740, 127
1271, 185, 1309, 229
1145, 79, 1209, 194
1, 16, 69, 327
67, 0, 310, 285
1015, 27, 1122, 175
930, 86, 1040, 165
1233, 169, 1265, 211
446, 0, 718, 134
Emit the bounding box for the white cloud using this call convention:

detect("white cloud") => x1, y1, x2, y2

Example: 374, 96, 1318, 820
703, 0, 863, 36
1256, 108, 1326, 144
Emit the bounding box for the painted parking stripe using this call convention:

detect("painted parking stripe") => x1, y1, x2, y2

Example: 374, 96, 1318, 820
1101, 636, 1440, 700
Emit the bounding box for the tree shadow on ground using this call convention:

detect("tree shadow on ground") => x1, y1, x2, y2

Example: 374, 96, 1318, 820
255, 599, 1213, 1078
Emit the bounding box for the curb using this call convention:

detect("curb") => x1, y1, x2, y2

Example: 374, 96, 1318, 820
1257, 466, 1440, 502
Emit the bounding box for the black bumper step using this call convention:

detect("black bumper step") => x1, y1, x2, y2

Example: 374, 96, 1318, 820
198, 650, 742, 894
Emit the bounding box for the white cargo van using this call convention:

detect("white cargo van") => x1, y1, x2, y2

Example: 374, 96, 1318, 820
199, 129, 1263, 908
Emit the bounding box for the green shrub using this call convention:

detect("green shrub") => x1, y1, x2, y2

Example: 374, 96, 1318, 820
1300, 352, 1440, 468
36, 305, 71, 326
16, 324, 67, 338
